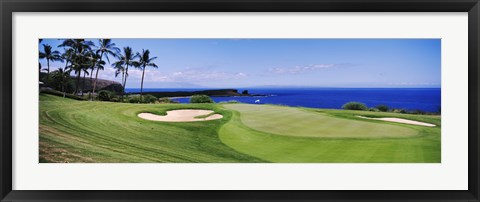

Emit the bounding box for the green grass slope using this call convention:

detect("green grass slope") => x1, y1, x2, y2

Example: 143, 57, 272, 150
39, 94, 263, 163
40, 94, 440, 163
219, 104, 441, 163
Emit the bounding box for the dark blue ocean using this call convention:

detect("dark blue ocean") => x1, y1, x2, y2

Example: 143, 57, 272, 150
125, 88, 441, 112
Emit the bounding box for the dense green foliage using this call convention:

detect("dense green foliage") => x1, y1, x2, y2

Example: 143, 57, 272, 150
97, 90, 112, 101
190, 95, 214, 103
40, 88, 86, 101
342, 102, 368, 110
127, 94, 158, 103
158, 97, 179, 103
143, 94, 158, 103
376, 104, 390, 112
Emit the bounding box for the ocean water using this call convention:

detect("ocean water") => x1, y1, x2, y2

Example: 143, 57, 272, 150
125, 88, 441, 112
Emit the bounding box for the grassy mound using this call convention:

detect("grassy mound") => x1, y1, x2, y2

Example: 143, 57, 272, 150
39, 94, 262, 163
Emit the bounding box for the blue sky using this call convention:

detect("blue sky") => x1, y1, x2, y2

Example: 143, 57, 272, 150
39, 39, 441, 88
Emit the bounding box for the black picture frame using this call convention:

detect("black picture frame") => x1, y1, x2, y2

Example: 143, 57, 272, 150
1, 0, 479, 201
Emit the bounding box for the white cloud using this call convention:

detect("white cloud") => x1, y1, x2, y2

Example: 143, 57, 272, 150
268, 63, 356, 75
98, 67, 247, 83
170, 68, 247, 81
388, 82, 440, 86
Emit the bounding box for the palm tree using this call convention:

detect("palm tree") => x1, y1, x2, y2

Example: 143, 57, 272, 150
59, 39, 94, 53
51, 67, 72, 98
61, 48, 75, 72
136, 49, 158, 101
87, 53, 106, 100
38, 39, 43, 79
67, 47, 90, 95
39, 44, 63, 85
114, 62, 125, 95
59, 39, 93, 95
81, 65, 90, 96
82, 51, 96, 97
112, 46, 138, 101
91, 39, 120, 100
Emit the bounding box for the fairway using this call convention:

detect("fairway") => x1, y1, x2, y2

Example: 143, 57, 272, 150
39, 94, 263, 163
40, 94, 441, 163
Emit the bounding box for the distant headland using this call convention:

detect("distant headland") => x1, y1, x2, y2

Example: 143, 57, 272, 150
127, 89, 265, 98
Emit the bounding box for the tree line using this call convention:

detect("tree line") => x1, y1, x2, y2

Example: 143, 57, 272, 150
39, 39, 158, 102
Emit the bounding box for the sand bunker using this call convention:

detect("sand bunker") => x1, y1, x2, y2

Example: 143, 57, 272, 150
138, 109, 223, 122
356, 116, 436, 127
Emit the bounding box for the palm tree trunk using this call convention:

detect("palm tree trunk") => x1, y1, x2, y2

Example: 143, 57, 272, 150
140, 66, 146, 102
121, 64, 129, 102
121, 70, 125, 102
62, 61, 68, 97
74, 72, 81, 95
91, 52, 104, 101
123, 65, 129, 95
90, 69, 93, 82
92, 68, 101, 100
45, 60, 50, 86
88, 69, 94, 100
81, 71, 86, 96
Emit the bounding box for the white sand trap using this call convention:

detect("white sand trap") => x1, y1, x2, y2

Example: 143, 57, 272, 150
138, 110, 223, 122
356, 116, 436, 127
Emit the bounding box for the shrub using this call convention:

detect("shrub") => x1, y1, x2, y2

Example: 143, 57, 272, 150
391, 108, 407, 114
375, 104, 389, 112
40, 88, 86, 101
190, 94, 214, 103
158, 97, 179, 103
368, 108, 379, 112
142, 94, 158, 103
110, 97, 120, 102
342, 102, 368, 110
128, 96, 141, 103
97, 90, 112, 101
410, 109, 426, 115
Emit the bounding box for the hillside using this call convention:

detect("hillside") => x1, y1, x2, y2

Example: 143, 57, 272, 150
80, 77, 123, 93
40, 72, 123, 94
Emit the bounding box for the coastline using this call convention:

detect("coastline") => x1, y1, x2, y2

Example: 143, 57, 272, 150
136, 88, 440, 113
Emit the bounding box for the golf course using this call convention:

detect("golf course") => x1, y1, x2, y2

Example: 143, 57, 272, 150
39, 94, 441, 163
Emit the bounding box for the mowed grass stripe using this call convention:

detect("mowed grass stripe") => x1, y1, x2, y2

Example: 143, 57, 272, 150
40, 94, 264, 163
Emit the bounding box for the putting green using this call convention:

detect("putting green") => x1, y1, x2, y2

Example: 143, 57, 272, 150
219, 104, 441, 163
223, 104, 417, 138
